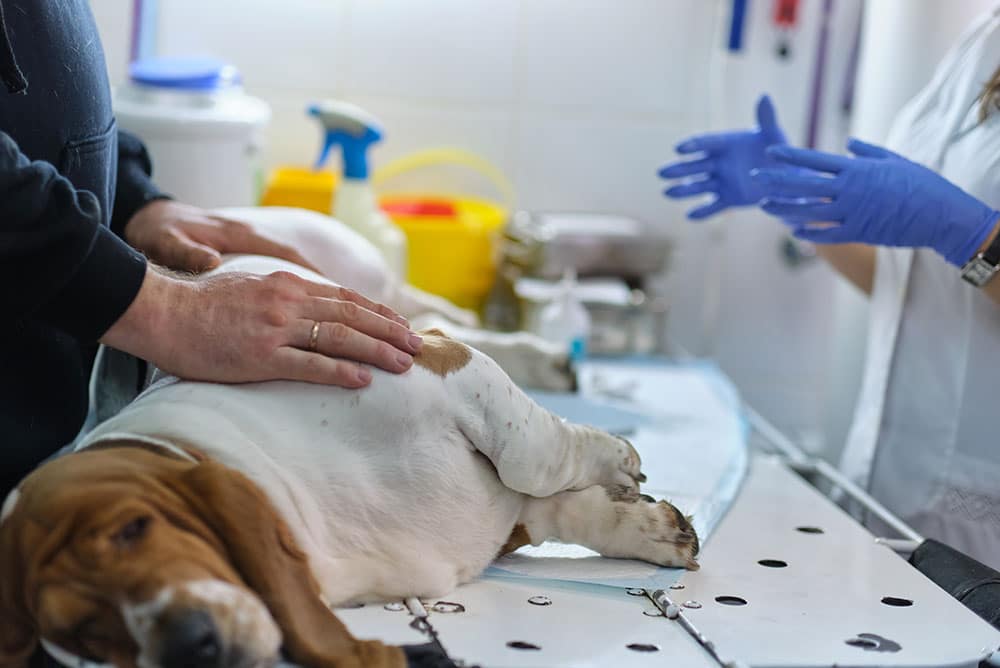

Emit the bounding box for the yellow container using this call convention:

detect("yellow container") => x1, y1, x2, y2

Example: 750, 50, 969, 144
259, 166, 337, 213
374, 149, 514, 310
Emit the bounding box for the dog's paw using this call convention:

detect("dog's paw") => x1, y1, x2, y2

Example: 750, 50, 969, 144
574, 429, 646, 494
638, 500, 700, 570
543, 353, 578, 393
602, 496, 700, 570
498, 336, 578, 392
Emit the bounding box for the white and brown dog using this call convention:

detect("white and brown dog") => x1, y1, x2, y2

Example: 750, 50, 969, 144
0, 209, 698, 668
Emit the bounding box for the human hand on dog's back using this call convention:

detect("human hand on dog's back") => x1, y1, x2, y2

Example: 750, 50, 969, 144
100, 265, 423, 388
124, 199, 322, 274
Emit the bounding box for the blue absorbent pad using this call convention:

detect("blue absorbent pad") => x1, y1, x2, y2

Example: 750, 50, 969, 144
485, 357, 749, 590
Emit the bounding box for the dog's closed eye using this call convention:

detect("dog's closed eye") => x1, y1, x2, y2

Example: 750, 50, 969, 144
113, 516, 152, 546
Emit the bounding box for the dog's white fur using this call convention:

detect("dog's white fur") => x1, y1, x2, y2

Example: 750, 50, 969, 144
214, 206, 576, 392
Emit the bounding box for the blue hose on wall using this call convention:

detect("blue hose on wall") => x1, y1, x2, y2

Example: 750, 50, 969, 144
728, 0, 749, 52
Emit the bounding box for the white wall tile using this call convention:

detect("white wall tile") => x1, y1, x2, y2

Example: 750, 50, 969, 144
349, 95, 515, 198
254, 89, 331, 169
512, 112, 692, 228
343, 0, 519, 104
156, 0, 348, 94
518, 0, 716, 116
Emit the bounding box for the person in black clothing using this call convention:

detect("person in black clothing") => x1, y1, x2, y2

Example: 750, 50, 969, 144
0, 1, 424, 499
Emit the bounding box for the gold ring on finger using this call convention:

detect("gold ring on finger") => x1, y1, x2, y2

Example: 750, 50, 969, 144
308, 320, 321, 352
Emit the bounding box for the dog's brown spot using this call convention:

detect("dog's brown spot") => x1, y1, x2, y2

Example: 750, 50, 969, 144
413, 328, 472, 377
498, 523, 532, 556
604, 484, 640, 503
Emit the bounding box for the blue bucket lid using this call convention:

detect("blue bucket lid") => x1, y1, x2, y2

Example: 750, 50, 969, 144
129, 56, 242, 91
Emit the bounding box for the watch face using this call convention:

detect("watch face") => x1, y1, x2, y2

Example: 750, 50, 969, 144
962, 256, 999, 286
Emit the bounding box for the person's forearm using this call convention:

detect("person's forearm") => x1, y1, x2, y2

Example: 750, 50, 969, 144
813, 243, 876, 295
98, 264, 179, 361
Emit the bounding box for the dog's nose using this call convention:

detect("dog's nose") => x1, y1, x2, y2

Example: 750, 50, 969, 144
159, 609, 222, 668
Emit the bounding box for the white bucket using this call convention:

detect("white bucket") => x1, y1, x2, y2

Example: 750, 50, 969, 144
114, 57, 271, 208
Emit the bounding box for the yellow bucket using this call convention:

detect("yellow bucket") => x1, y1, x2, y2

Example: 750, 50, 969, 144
374, 149, 514, 310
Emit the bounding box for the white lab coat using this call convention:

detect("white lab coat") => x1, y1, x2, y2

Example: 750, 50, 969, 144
840, 8, 1000, 569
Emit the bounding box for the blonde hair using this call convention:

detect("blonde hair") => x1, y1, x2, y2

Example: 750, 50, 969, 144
978, 64, 1000, 121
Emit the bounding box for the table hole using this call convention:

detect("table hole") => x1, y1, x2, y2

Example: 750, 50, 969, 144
758, 559, 788, 568
796, 526, 824, 534
715, 595, 748, 606
507, 641, 541, 651
845, 637, 878, 649
626, 643, 659, 652
881, 596, 913, 607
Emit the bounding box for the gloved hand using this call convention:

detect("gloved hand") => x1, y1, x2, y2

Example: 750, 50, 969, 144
752, 139, 1000, 266
658, 95, 790, 219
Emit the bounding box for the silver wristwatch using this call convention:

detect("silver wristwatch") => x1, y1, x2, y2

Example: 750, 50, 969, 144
961, 236, 1000, 287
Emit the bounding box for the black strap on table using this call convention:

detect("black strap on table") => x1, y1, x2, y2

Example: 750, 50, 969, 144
909, 538, 1000, 631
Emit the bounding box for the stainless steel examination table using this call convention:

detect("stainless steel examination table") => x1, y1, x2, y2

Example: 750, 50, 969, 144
335, 358, 1000, 668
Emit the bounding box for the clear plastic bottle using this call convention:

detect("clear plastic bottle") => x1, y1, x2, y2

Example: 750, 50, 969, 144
537, 269, 591, 361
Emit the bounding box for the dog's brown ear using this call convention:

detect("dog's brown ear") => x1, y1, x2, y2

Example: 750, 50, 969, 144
0, 496, 39, 668
0, 589, 36, 668
175, 462, 406, 668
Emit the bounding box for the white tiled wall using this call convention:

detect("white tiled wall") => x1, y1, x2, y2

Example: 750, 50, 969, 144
88, 0, 875, 460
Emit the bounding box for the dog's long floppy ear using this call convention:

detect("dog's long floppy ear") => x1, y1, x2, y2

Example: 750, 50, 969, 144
0, 495, 40, 668
175, 462, 406, 668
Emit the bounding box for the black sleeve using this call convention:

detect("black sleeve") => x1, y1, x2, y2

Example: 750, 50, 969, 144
0, 130, 147, 341
110, 129, 171, 238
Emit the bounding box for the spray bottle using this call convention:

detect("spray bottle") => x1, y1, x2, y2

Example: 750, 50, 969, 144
308, 100, 407, 277
536, 269, 591, 362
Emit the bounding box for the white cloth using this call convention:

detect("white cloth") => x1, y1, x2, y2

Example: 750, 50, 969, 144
839, 7, 1000, 569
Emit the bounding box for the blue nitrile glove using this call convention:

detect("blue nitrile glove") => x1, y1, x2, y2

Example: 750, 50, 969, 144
658, 95, 790, 220
752, 138, 1000, 266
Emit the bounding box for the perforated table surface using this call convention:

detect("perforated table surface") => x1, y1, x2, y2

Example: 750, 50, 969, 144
338, 453, 1000, 668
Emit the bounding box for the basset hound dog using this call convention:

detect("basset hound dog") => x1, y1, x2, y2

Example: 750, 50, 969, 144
0, 210, 699, 668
